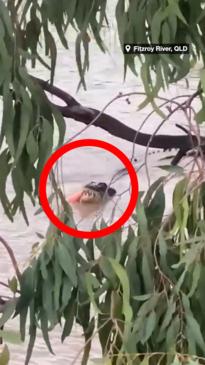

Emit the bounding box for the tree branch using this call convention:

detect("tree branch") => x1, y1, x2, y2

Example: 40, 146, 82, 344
0, 236, 21, 282
0, 281, 10, 289
32, 76, 204, 163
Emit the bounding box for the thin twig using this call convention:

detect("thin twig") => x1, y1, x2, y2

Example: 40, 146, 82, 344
70, 318, 110, 365
0, 236, 21, 281
0, 281, 10, 289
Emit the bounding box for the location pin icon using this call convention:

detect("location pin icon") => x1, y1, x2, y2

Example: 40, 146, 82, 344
125, 44, 131, 53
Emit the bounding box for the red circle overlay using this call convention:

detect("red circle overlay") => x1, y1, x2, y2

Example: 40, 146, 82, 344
39, 139, 139, 239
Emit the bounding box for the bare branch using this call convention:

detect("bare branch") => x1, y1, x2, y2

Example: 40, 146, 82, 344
0, 281, 10, 289
0, 236, 21, 282
32, 76, 204, 164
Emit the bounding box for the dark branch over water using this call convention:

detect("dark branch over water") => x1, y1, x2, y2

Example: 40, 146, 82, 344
33, 77, 204, 165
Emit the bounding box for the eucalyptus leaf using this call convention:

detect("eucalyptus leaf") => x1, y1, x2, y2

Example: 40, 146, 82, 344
0, 344, 9, 365
56, 241, 77, 286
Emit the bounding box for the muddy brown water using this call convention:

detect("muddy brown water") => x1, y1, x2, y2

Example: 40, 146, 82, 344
0, 12, 203, 365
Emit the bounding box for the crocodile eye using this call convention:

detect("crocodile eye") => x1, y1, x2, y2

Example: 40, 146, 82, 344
82, 189, 90, 196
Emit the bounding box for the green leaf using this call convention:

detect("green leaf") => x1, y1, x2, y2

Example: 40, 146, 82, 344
61, 296, 76, 342
145, 185, 165, 230
61, 276, 72, 309
40, 308, 54, 354
0, 41, 14, 82
19, 307, 28, 342
53, 258, 62, 310
55, 18, 68, 49
51, 106, 65, 147
64, 0, 77, 26
150, 99, 166, 118
26, 129, 39, 163
137, 294, 160, 318
11, 166, 29, 225
56, 242, 77, 286
85, 273, 101, 314
47, 31, 57, 84
90, 21, 105, 53
174, 270, 186, 293
99, 256, 116, 286
158, 165, 184, 175
3, 81, 15, 157
166, 315, 180, 350
14, 91, 32, 164
0, 149, 13, 221
168, 0, 188, 25
162, 21, 170, 43
75, 33, 87, 90
135, 198, 151, 246
142, 254, 154, 292
160, 297, 176, 333
42, 273, 55, 324
167, 14, 177, 40
151, 8, 163, 42
182, 294, 205, 353
16, 266, 35, 312
141, 310, 156, 343
186, 314, 205, 353
110, 290, 123, 320
115, 0, 126, 47
0, 1, 13, 38
0, 344, 9, 365
200, 69, 205, 94
133, 293, 152, 301
37, 117, 53, 173
188, 263, 201, 297
195, 105, 205, 124
0, 298, 17, 327
39, 253, 48, 280
172, 178, 188, 229
143, 177, 165, 207
8, 276, 18, 294
140, 63, 152, 98
25, 327, 36, 365
109, 258, 133, 323
85, 238, 94, 261
158, 232, 176, 280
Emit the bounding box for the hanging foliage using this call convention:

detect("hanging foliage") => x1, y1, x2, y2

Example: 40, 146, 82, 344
1, 1, 205, 365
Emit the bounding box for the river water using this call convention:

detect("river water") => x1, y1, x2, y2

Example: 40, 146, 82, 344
0, 9, 203, 365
